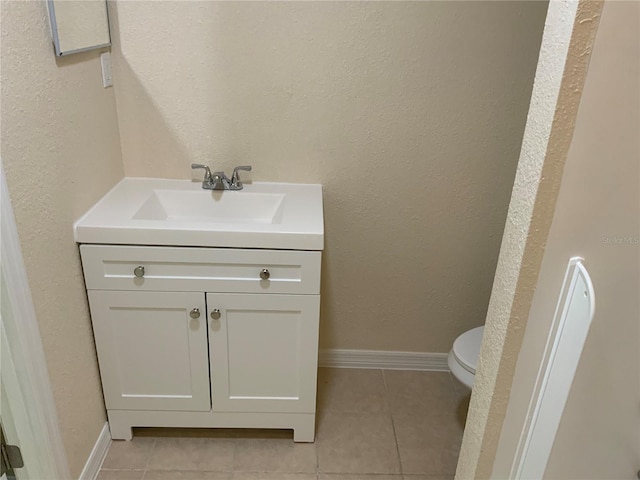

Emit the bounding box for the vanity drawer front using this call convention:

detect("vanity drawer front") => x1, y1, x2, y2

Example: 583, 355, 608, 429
80, 245, 321, 294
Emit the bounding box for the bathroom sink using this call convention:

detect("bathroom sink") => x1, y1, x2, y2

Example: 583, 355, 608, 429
132, 189, 286, 224
74, 178, 324, 250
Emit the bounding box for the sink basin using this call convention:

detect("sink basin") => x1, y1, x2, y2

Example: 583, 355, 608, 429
74, 178, 324, 250
132, 189, 286, 224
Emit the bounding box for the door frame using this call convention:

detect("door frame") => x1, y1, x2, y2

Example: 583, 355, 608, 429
454, 0, 606, 477
1, 164, 70, 478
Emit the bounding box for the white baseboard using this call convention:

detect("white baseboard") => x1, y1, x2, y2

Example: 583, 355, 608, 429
79, 422, 111, 480
319, 348, 449, 371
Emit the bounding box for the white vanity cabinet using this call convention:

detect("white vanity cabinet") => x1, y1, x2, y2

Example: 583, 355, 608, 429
207, 293, 320, 414
80, 244, 321, 442
87, 290, 210, 412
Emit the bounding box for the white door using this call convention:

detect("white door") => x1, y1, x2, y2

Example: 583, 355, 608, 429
0, 165, 69, 478
1, 324, 30, 480
207, 293, 320, 413
88, 291, 210, 412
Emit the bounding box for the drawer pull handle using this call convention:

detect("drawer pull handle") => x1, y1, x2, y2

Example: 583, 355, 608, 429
260, 268, 270, 280
190, 308, 200, 319
133, 265, 145, 278
210, 309, 221, 320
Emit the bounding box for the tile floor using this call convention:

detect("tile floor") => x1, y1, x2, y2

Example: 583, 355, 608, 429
98, 368, 471, 480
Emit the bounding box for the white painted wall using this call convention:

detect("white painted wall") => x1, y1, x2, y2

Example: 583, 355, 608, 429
0, 1, 124, 476
109, 0, 547, 353
455, 1, 606, 476
494, 1, 639, 477
0, 1, 555, 474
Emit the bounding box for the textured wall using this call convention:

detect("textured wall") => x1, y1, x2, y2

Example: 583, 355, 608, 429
494, 1, 639, 477
0, 1, 124, 477
110, 1, 547, 352
455, 1, 604, 477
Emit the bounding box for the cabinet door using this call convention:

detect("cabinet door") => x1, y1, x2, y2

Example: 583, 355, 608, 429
88, 291, 210, 412
207, 293, 320, 413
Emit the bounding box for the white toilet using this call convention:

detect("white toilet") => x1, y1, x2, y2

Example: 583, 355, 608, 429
448, 326, 484, 389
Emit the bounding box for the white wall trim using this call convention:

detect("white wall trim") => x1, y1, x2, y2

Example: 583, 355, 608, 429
511, 259, 596, 478
319, 348, 449, 371
459, 1, 590, 477
78, 423, 111, 480
1, 164, 71, 478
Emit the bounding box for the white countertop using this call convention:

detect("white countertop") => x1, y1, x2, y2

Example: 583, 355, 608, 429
74, 178, 324, 251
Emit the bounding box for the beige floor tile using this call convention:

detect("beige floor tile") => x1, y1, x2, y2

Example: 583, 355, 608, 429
393, 413, 463, 475
101, 437, 155, 470
136, 427, 239, 438
145, 472, 316, 479
402, 476, 455, 480
233, 438, 317, 473
403, 476, 454, 480
384, 371, 459, 417
317, 368, 389, 415
231, 474, 317, 479
147, 437, 236, 471
144, 472, 233, 480
317, 412, 400, 474
448, 373, 470, 401
447, 374, 472, 429
97, 470, 145, 480
319, 475, 401, 479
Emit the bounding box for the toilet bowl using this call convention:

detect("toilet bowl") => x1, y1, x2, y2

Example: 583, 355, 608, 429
448, 326, 484, 389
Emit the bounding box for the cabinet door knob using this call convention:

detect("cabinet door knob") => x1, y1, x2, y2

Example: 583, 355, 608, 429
260, 268, 270, 280
134, 265, 145, 278
210, 309, 221, 320
190, 308, 200, 319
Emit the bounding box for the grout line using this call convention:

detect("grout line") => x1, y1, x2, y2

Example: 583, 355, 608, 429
315, 424, 320, 476
382, 369, 404, 476
141, 437, 157, 479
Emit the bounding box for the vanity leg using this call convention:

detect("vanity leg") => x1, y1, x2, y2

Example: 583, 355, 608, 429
107, 411, 133, 440
293, 415, 316, 443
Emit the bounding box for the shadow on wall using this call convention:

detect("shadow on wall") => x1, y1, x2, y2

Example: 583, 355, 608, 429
108, 3, 189, 181
107, 1, 548, 353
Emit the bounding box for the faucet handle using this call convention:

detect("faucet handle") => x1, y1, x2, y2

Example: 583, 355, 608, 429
191, 163, 212, 181
231, 165, 252, 186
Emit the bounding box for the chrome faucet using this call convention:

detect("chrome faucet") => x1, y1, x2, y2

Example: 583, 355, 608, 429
191, 164, 252, 190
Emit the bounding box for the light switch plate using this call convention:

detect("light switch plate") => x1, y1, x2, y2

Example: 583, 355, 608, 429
100, 52, 112, 88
